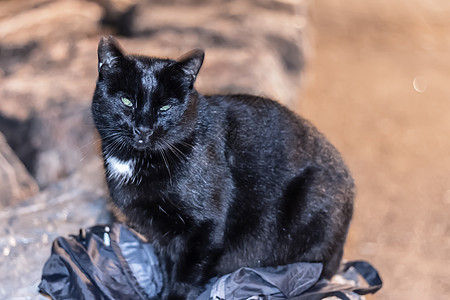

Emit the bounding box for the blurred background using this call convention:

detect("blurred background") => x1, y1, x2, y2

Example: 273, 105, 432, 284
0, 0, 449, 299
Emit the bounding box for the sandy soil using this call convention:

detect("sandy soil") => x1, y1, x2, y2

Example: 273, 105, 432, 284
297, 0, 450, 299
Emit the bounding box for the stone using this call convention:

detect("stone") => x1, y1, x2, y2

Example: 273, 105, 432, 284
0, 132, 38, 207
126, 0, 308, 106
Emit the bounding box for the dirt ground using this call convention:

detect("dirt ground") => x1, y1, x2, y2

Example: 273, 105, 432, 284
298, 0, 450, 299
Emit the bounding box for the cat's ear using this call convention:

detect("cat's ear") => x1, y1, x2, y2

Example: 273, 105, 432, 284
97, 36, 125, 72
175, 49, 205, 85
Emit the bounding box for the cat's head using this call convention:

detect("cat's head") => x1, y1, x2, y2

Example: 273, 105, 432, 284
92, 36, 204, 155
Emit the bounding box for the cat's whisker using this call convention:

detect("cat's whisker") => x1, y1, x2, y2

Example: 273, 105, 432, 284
132, 155, 144, 185
117, 137, 128, 152
105, 138, 126, 157
177, 213, 186, 225
158, 148, 172, 184
78, 137, 100, 150
168, 140, 190, 162
170, 143, 188, 161
179, 140, 196, 150
162, 140, 185, 162
75, 139, 102, 163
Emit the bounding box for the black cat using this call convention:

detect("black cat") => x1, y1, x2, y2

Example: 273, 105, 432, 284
92, 36, 354, 299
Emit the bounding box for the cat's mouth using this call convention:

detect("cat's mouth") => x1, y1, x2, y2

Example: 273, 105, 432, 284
130, 136, 166, 152
133, 139, 148, 151
131, 137, 155, 151
130, 128, 156, 151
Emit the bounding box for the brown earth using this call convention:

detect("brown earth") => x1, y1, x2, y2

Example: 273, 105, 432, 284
298, 1, 450, 299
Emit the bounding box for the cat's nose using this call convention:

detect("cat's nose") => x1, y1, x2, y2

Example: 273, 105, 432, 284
136, 126, 153, 135
134, 126, 153, 141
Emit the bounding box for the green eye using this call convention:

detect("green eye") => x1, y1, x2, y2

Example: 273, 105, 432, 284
121, 97, 133, 107
159, 104, 172, 112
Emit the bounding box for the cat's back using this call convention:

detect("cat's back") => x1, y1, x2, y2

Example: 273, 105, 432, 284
199, 93, 352, 196
201, 93, 354, 210
201, 94, 331, 165
204, 93, 293, 122
202, 94, 303, 139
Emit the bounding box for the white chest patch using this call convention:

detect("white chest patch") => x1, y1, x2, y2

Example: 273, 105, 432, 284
106, 156, 135, 183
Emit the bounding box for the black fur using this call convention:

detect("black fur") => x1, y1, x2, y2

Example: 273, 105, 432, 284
92, 36, 354, 299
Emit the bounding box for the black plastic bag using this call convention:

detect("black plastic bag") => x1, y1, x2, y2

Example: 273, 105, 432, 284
39, 223, 382, 299
39, 223, 164, 299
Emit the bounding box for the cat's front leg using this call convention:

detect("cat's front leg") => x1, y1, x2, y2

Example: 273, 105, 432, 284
164, 247, 221, 300
165, 231, 223, 299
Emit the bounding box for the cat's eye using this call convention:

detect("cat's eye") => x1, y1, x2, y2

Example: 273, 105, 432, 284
121, 97, 133, 107
159, 104, 172, 112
